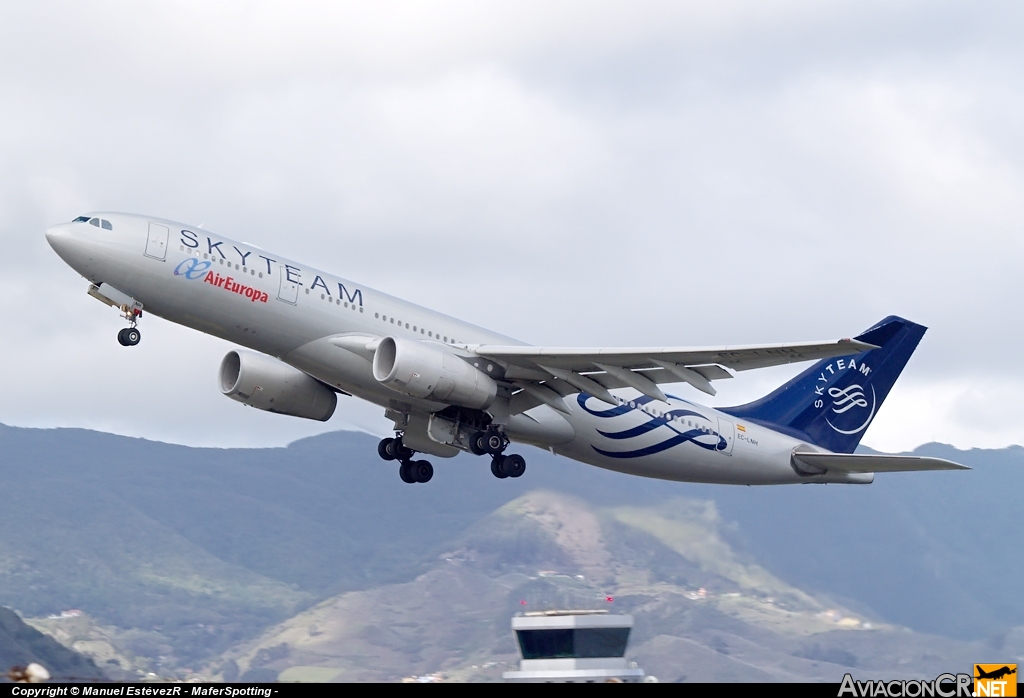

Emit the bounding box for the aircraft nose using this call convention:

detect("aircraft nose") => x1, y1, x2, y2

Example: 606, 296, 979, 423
45, 222, 71, 249
45, 222, 84, 262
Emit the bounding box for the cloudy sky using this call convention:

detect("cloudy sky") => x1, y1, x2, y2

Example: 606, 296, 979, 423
2, 1, 1022, 452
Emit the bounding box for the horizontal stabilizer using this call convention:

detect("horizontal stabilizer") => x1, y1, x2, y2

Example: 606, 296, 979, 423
792, 452, 969, 474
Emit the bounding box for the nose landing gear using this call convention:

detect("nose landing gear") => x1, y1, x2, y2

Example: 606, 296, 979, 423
86, 284, 144, 348
117, 326, 141, 346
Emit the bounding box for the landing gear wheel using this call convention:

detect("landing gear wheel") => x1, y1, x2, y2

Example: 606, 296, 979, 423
391, 437, 414, 462
378, 437, 397, 461
484, 428, 506, 456
399, 461, 417, 484
412, 460, 433, 483
490, 456, 509, 479
469, 432, 488, 456
117, 328, 140, 346
503, 454, 526, 478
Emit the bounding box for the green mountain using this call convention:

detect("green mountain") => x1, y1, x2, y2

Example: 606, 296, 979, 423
0, 607, 104, 681
213, 490, 1010, 683
0, 421, 1021, 679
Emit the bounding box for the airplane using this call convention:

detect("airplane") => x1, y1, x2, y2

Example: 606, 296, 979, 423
45, 213, 967, 485
975, 666, 1017, 681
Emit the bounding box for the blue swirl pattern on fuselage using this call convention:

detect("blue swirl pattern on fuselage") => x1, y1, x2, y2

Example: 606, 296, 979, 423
577, 393, 727, 459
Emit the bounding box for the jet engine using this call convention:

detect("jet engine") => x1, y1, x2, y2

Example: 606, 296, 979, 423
219, 350, 337, 421
372, 336, 498, 410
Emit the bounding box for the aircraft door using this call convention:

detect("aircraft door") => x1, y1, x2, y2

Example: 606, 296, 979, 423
144, 222, 168, 261
277, 265, 299, 305
716, 416, 735, 455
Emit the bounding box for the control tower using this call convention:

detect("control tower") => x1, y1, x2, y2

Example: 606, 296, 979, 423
502, 610, 647, 683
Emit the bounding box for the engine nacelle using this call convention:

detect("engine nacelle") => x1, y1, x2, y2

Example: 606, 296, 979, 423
219, 350, 337, 422
372, 336, 498, 410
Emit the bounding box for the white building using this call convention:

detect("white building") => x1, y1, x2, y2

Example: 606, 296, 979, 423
503, 610, 648, 683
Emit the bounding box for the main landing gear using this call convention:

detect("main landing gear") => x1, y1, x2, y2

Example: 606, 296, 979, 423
490, 453, 526, 479
378, 436, 433, 484
467, 426, 525, 480
377, 427, 527, 484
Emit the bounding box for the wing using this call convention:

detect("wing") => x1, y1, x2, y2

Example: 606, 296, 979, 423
472, 337, 875, 413
792, 453, 970, 473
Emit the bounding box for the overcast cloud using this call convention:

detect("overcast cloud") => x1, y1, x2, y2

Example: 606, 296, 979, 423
2, 1, 1022, 452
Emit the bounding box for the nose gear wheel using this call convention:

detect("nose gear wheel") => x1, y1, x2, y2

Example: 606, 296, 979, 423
117, 327, 141, 346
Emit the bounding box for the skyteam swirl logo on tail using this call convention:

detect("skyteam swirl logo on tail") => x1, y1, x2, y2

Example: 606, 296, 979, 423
578, 394, 727, 459
829, 385, 867, 413
825, 383, 877, 435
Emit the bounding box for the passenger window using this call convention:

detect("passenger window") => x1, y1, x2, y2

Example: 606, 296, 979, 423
101, 220, 112, 230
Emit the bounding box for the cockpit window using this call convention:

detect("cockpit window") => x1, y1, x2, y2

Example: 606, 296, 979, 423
84, 217, 113, 229
73, 216, 90, 223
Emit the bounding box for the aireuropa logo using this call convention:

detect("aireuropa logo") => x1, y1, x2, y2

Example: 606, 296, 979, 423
173, 257, 269, 303
974, 665, 1017, 697
173, 257, 211, 279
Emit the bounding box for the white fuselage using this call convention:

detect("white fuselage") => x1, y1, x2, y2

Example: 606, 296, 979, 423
46, 213, 865, 485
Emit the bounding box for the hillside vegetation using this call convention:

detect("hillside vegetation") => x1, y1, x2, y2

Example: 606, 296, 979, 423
1, 422, 1021, 679
0, 607, 104, 681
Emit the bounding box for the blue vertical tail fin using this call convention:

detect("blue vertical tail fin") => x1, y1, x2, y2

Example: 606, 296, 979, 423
720, 316, 926, 453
